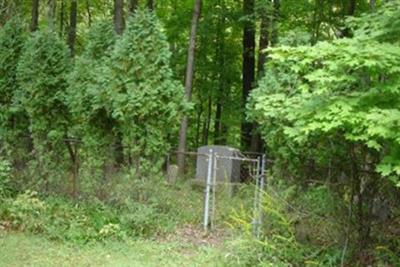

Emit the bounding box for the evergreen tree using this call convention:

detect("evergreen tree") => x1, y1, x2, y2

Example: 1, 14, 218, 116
0, 18, 26, 141
67, 21, 117, 181
16, 30, 70, 141
67, 21, 116, 128
105, 9, 184, 173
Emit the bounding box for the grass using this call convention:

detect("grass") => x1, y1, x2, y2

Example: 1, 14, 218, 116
0, 231, 225, 267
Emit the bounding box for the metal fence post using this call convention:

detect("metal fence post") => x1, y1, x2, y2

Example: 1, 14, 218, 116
203, 149, 213, 231
257, 154, 266, 238
211, 153, 218, 230
252, 156, 261, 236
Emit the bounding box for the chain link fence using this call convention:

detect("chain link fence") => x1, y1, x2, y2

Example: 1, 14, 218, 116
166, 148, 266, 236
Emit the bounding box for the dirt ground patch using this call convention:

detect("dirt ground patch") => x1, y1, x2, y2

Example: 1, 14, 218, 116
158, 224, 228, 247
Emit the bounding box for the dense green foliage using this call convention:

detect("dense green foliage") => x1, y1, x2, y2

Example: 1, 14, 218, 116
67, 21, 116, 128
0, 1, 399, 266
17, 30, 70, 140
223, 184, 343, 266
104, 10, 185, 173
0, 178, 203, 243
248, 0, 400, 264
14, 30, 71, 191
0, 18, 25, 140
250, 0, 400, 183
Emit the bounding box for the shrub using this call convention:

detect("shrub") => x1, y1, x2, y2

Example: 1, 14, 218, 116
7, 191, 46, 232
0, 157, 11, 197
0, 176, 204, 244
224, 185, 343, 266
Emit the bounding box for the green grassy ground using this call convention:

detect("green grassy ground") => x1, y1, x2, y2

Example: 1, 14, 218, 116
0, 232, 225, 267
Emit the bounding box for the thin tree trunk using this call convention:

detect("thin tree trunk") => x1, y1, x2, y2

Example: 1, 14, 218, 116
195, 104, 203, 148
67, 0, 77, 57
202, 94, 212, 145
311, 0, 324, 44
30, 0, 39, 32
201, 116, 207, 145
257, 10, 269, 78
114, 0, 124, 35
47, 0, 56, 28
129, 0, 139, 15
214, 100, 223, 144
66, 140, 79, 198
271, 0, 280, 46
177, 0, 202, 175
221, 124, 228, 144
147, 0, 155, 10
60, 0, 65, 35
250, 0, 270, 153
113, 0, 125, 166
241, 0, 256, 150
369, 0, 376, 11
348, 0, 356, 16
213, 1, 225, 145
86, 0, 92, 26
342, 0, 356, 37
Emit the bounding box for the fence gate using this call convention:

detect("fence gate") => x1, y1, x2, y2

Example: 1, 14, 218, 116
203, 149, 266, 237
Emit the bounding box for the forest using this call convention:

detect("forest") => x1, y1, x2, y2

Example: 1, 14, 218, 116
0, 0, 399, 266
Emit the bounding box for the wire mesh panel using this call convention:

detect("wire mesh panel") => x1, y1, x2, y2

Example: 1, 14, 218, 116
166, 151, 209, 182
167, 148, 266, 235
203, 151, 266, 235
166, 150, 212, 228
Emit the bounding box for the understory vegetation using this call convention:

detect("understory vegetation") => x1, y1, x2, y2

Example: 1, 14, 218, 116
1, 0, 400, 266
0, 178, 204, 243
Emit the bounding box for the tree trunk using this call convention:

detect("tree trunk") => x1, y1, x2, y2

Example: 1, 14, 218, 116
30, 0, 39, 32
195, 104, 203, 148
249, 1, 271, 153
60, 0, 65, 35
177, 0, 202, 175
271, 0, 280, 46
369, 0, 376, 11
86, 0, 92, 26
113, 0, 125, 165
342, 0, 356, 37
213, 100, 223, 144
213, 1, 225, 145
311, 0, 323, 44
348, 0, 356, 16
47, 0, 56, 28
202, 94, 212, 145
241, 0, 256, 150
129, 0, 139, 15
67, 0, 77, 57
147, 0, 155, 10
257, 10, 269, 78
66, 140, 79, 198
114, 0, 124, 35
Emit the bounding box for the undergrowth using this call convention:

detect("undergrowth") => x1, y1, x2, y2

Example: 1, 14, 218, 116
220, 181, 400, 267
0, 175, 203, 244
222, 183, 348, 267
